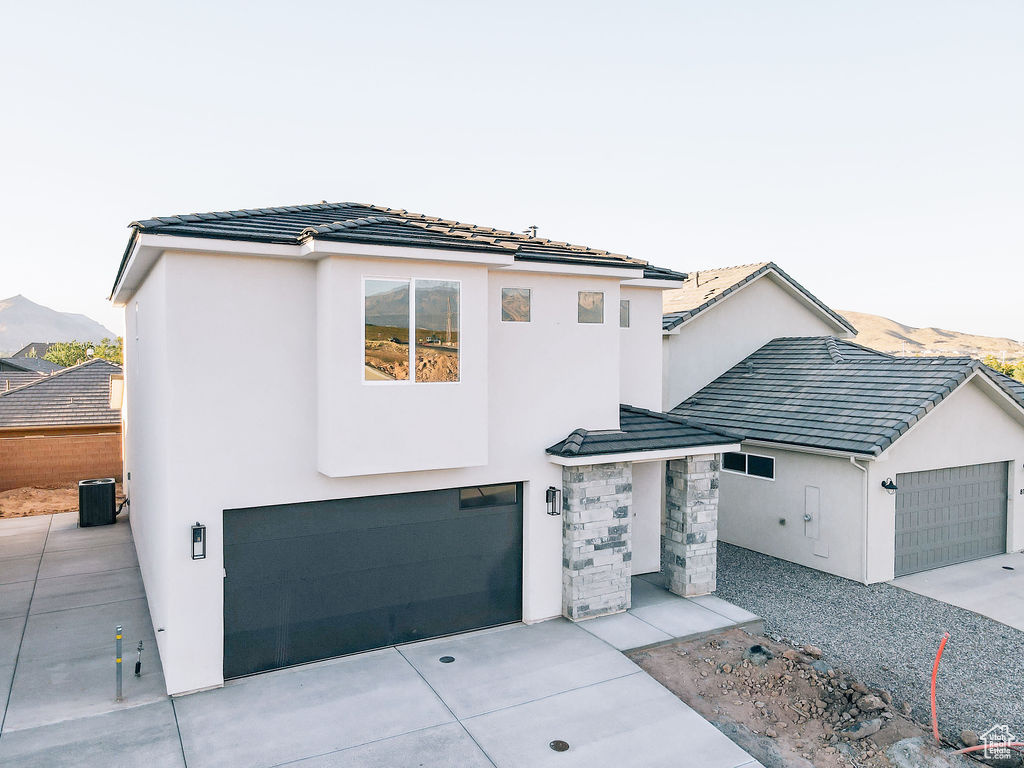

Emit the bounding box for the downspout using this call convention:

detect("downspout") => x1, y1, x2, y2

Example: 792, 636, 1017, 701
850, 456, 869, 585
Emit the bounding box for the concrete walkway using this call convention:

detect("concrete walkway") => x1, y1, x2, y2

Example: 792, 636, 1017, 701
891, 552, 1024, 631
0, 513, 762, 768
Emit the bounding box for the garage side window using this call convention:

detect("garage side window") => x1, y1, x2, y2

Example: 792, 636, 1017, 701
722, 451, 775, 480
364, 278, 460, 383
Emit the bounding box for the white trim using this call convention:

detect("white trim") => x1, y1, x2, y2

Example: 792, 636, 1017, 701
493, 260, 640, 279
741, 439, 877, 460
622, 277, 687, 289
548, 442, 741, 466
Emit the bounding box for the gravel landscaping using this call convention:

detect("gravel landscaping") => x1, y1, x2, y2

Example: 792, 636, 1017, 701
715, 543, 1024, 746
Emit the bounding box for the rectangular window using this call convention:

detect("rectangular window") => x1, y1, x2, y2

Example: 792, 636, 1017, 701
723, 451, 774, 480
578, 291, 604, 324
364, 279, 411, 381
415, 280, 460, 382
501, 287, 531, 322
619, 299, 630, 328
460, 483, 518, 509
364, 278, 459, 383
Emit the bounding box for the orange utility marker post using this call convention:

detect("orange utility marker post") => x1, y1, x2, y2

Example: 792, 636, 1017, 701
115, 624, 123, 702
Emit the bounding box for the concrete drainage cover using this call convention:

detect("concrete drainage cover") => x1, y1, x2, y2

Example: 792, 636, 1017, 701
549, 740, 570, 752
439, 656, 455, 664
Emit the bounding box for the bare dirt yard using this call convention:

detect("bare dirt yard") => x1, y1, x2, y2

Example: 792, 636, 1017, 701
0, 482, 125, 519
629, 629, 997, 768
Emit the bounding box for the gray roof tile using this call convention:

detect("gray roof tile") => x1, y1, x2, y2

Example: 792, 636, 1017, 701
0, 357, 64, 374
0, 359, 122, 428
672, 337, 1023, 455
546, 404, 740, 458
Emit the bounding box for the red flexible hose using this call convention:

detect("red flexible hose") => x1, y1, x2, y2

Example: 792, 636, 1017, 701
931, 632, 950, 743
954, 743, 1024, 755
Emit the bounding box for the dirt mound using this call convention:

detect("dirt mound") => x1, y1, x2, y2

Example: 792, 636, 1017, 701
0, 482, 124, 519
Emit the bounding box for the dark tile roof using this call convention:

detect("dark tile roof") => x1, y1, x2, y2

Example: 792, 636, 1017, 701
0, 359, 122, 429
0, 371, 44, 392
0, 357, 64, 374
546, 404, 741, 458
662, 262, 856, 333
12, 342, 55, 358
671, 337, 1024, 456
990, 369, 1024, 406
113, 202, 687, 294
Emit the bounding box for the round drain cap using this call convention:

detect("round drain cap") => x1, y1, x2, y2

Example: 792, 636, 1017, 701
439, 656, 455, 664
549, 740, 570, 752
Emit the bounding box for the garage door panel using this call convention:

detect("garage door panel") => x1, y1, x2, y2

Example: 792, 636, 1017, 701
223, 487, 523, 678
894, 462, 1007, 577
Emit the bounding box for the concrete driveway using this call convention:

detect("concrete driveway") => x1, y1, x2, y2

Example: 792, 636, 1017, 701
891, 552, 1024, 631
0, 512, 760, 768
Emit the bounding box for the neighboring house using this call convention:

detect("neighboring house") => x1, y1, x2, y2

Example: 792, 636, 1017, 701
0, 356, 64, 374
672, 337, 1024, 584
0, 358, 123, 491
109, 201, 740, 695
661, 262, 856, 409
1, 371, 44, 392
12, 341, 55, 358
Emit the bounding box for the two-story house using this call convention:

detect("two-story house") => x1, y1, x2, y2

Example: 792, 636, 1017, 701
110, 202, 739, 695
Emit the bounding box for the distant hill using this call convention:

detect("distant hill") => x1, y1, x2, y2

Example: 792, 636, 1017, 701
0, 295, 117, 357
840, 310, 1024, 360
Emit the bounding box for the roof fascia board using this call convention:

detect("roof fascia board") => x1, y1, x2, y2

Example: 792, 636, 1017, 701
548, 442, 742, 466
622, 277, 687, 289
493, 261, 639, 279
305, 239, 515, 266
740, 439, 876, 460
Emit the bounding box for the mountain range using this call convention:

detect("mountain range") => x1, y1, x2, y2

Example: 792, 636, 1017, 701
0, 295, 117, 357
840, 310, 1024, 360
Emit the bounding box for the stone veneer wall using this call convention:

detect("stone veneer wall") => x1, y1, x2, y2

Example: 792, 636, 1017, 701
663, 454, 720, 596
561, 462, 632, 620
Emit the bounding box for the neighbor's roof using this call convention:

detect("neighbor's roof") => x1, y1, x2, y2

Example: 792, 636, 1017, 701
661, 262, 856, 334
0, 357, 63, 374
671, 337, 1024, 456
0, 358, 122, 429
546, 404, 741, 458
1, 371, 44, 392
12, 342, 55, 359
112, 202, 687, 295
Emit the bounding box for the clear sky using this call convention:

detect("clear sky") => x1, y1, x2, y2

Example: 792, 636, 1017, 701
1, 1, 1020, 340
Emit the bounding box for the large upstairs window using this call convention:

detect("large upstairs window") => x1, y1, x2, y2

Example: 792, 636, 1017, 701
364, 278, 460, 383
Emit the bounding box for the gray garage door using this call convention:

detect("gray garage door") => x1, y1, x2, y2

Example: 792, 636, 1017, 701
894, 462, 1008, 577
223, 483, 523, 678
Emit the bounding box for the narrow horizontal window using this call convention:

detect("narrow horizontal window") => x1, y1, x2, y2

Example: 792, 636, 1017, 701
619, 299, 630, 328
723, 451, 774, 480
501, 288, 531, 322
722, 452, 746, 473
460, 483, 518, 509
578, 291, 604, 324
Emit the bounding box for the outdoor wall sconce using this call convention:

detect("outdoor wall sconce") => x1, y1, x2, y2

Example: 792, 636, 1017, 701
546, 486, 562, 516
881, 478, 898, 494
191, 522, 207, 560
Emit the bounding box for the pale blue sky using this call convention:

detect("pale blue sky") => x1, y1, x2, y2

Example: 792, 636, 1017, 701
1, 1, 1020, 339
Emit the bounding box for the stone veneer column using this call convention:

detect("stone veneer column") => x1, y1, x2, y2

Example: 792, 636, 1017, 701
663, 454, 720, 596
561, 462, 632, 620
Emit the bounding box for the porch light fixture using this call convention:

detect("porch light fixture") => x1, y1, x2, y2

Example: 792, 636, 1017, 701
546, 486, 561, 516
881, 478, 898, 494
191, 522, 207, 560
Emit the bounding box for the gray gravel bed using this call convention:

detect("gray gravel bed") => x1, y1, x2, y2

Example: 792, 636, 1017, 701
715, 542, 1024, 744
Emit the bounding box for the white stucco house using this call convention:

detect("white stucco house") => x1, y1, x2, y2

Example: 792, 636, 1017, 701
661, 266, 1024, 586
109, 202, 740, 695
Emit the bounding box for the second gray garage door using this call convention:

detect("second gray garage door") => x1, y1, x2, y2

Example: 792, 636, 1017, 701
894, 462, 1008, 577
223, 483, 523, 678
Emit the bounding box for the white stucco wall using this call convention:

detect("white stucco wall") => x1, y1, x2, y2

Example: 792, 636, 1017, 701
120, 249, 663, 695
620, 286, 664, 411
661, 274, 847, 410
631, 459, 664, 574
718, 445, 866, 581
719, 376, 1024, 585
